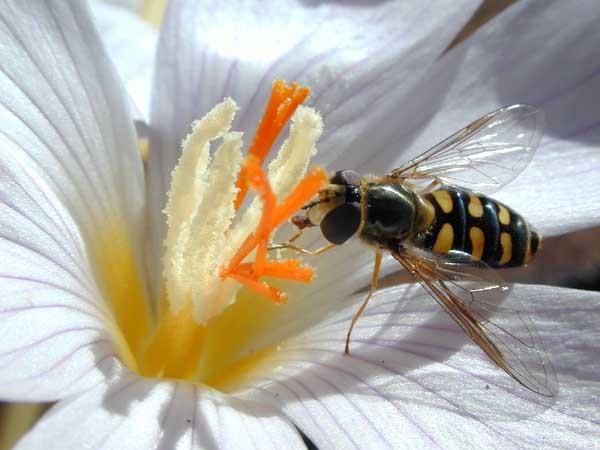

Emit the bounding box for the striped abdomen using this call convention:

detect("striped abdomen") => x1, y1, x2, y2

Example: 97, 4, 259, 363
413, 187, 541, 268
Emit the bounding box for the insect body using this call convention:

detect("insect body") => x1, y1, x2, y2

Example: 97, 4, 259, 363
306, 172, 543, 270
281, 105, 557, 397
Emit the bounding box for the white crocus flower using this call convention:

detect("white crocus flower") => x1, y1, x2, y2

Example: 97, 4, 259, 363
2, 1, 600, 449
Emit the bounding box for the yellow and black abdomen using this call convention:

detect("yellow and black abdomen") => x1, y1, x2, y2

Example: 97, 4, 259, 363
413, 187, 541, 268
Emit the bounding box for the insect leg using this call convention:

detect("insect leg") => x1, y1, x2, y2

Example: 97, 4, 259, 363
344, 252, 383, 356
268, 228, 304, 252
269, 242, 336, 255
419, 177, 443, 193
269, 229, 336, 255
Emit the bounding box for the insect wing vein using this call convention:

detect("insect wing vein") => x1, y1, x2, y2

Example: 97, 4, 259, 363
388, 105, 544, 194
392, 248, 558, 397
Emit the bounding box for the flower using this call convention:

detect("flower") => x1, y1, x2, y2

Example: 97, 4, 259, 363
2, 1, 600, 449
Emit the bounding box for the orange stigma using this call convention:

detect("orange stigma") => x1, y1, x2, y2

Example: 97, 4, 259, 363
234, 79, 310, 210
221, 79, 326, 303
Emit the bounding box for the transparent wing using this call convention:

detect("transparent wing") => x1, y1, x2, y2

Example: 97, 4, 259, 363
389, 105, 544, 194
392, 247, 558, 397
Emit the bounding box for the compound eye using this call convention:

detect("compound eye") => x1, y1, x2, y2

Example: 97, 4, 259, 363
320, 203, 361, 245
330, 169, 361, 186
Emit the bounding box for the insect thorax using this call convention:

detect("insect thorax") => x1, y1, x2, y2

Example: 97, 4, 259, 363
359, 182, 418, 248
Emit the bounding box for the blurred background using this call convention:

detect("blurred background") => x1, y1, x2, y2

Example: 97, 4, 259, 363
2, 0, 599, 448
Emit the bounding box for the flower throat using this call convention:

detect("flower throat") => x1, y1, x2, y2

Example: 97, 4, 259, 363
91, 80, 326, 388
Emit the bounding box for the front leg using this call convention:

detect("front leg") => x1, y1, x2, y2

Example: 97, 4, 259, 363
269, 241, 336, 256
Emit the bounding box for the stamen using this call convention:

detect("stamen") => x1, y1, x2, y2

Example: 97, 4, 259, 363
234, 79, 310, 209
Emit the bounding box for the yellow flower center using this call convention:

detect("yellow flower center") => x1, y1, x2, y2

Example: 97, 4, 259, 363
90, 80, 326, 390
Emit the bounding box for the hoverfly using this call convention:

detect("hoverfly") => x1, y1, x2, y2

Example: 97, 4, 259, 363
274, 104, 558, 397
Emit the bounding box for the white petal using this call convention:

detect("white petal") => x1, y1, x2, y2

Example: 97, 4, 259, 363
100, 0, 144, 13
90, 0, 158, 122
0, 1, 146, 248
0, 0, 151, 402
338, 0, 600, 236
0, 148, 117, 401
16, 372, 306, 450
240, 284, 600, 449
145, 0, 480, 290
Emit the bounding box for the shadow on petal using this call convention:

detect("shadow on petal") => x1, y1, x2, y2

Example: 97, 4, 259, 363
490, 3, 600, 146
299, 0, 396, 7
253, 284, 557, 425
